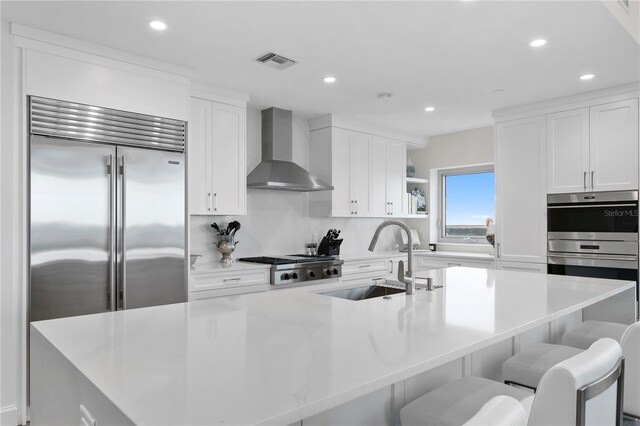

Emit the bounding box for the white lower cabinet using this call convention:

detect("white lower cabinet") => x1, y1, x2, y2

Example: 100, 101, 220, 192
189, 268, 269, 300
496, 261, 547, 274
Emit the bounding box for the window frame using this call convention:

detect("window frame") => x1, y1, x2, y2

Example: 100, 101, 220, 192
438, 164, 495, 244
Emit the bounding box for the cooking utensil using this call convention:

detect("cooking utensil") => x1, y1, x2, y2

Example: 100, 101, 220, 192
231, 221, 241, 235
211, 222, 221, 233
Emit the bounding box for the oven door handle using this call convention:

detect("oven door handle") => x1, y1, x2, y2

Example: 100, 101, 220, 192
548, 253, 638, 262
547, 203, 637, 209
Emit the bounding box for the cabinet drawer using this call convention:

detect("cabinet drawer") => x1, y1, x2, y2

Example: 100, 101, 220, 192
496, 261, 546, 273
190, 284, 267, 301
340, 258, 388, 281
417, 256, 495, 270
191, 269, 270, 291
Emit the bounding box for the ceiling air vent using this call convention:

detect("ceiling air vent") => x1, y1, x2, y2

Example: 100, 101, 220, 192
255, 52, 296, 70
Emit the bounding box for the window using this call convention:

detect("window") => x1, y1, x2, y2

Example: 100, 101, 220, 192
439, 165, 495, 243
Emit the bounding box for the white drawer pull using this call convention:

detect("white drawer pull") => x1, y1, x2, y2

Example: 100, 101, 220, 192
223, 277, 242, 282
359, 264, 372, 268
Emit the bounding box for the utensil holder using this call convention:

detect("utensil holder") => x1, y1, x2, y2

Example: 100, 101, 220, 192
216, 235, 238, 268
318, 236, 340, 256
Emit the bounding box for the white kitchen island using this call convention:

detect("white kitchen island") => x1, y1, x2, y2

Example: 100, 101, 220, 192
30, 267, 634, 426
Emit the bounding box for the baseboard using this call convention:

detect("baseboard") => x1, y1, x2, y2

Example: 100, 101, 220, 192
0, 405, 18, 426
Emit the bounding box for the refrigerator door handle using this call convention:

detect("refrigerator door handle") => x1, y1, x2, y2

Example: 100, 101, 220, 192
107, 154, 116, 311
118, 155, 126, 309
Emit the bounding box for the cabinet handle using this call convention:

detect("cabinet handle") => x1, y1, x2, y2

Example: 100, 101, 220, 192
350, 200, 354, 214
389, 259, 393, 273
591, 171, 594, 191
208, 193, 212, 211
497, 243, 501, 258
355, 200, 358, 215
359, 264, 372, 268
223, 277, 241, 282
447, 262, 461, 267
390, 201, 393, 215
583, 171, 587, 191
214, 193, 218, 212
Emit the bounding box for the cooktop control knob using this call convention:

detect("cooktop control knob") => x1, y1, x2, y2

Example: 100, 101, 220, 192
291, 272, 299, 279
325, 268, 333, 276
281, 273, 290, 280
332, 268, 339, 275
307, 270, 315, 278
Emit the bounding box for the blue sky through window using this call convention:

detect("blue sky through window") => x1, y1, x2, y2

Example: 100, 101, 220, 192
445, 171, 495, 226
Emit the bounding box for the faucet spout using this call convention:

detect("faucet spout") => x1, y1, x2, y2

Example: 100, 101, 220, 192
369, 220, 416, 295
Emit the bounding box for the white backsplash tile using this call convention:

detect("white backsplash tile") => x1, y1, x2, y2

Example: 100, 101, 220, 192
190, 190, 403, 261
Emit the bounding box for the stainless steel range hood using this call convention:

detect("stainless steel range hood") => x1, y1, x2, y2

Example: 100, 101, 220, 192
247, 107, 333, 191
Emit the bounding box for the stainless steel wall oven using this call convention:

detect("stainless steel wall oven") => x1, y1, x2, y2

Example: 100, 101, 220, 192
547, 190, 638, 322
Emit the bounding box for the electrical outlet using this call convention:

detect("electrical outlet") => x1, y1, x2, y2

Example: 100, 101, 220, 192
80, 404, 97, 426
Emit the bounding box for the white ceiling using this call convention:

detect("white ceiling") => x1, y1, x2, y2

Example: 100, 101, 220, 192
2, 1, 639, 137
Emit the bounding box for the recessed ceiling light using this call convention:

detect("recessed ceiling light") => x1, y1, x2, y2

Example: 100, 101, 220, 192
323, 76, 336, 84
579, 73, 596, 81
149, 20, 167, 31
424, 106, 435, 112
529, 39, 547, 47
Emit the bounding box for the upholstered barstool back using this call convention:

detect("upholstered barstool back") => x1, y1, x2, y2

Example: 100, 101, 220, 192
527, 338, 624, 425
620, 322, 639, 417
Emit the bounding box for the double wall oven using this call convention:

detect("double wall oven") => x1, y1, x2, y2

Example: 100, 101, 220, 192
547, 190, 638, 322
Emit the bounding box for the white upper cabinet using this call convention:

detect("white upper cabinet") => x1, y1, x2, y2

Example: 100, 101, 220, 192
547, 99, 638, 194
386, 142, 406, 216
589, 99, 639, 192
495, 116, 547, 264
189, 98, 213, 214
188, 97, 247, 215
329, 128, 352, 217
547, 108, 590, 193
349, 132, 372, 216
370, 138, 389, 217
309, 127, 408, 218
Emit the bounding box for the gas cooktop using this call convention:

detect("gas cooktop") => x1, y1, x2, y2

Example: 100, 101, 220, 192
238, 255, 343, 285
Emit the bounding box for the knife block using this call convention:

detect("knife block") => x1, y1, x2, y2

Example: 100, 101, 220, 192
317, 236, 340, 256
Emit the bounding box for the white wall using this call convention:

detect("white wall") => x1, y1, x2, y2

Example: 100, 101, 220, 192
190, 106, 403, 261
1, 20, 23, 426
408, 126, 494, 248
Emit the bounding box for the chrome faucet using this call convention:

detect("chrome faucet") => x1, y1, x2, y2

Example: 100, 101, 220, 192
368, 220, 416, 295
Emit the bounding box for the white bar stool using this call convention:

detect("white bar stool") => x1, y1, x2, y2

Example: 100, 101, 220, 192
400, 338, 624, 426
502, 321, 639, 419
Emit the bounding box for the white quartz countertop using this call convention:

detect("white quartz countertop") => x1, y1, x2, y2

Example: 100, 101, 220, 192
32, 268, 633, 425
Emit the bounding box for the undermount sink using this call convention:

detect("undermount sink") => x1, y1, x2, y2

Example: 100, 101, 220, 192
320, 285, 405, 301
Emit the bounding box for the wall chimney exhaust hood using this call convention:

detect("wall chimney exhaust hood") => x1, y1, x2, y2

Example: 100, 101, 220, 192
247, 107, 333, 191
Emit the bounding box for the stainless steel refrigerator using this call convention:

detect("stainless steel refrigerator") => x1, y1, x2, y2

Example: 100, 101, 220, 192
29, 97, 187, 322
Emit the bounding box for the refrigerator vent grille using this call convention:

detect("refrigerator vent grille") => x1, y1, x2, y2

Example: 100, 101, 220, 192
30, 97, 186, 152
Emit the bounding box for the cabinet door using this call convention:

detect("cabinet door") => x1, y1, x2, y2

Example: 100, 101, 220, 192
331, 128, 352, 217
211, 103, 246, 215
188, 98, 214, 214
349, 132, 371, 216
495, 116, 547, 263
370, 137, 388, 217
387, 142, 406, 216
546, 108, 589, 194
589, 99, 639, 192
